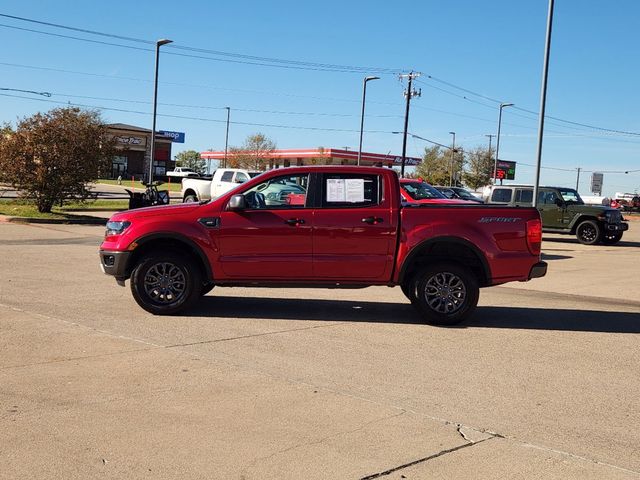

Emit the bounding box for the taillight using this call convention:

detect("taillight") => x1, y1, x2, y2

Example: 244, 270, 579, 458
526, 218, 542, 255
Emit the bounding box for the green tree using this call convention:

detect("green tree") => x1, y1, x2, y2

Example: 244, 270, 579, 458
174, 150, 205, 174
414, 146, 464, 186
462, 146, 494, 190
0, 107, 116, 212
227, 133, 276, 171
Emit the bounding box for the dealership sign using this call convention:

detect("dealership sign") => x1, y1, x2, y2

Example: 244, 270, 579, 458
494, 160, 516, 180
157, 130, 185, 143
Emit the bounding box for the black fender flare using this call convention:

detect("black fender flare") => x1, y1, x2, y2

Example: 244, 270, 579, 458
128, 232, 213, 281
398, 236, 491, 286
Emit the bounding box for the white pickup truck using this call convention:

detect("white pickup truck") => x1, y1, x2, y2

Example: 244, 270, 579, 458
166, 167, 200, 178
181, 168, 261, 202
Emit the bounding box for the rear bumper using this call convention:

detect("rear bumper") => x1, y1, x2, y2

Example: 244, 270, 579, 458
99, 250, 131, 280
528, 261, 548, 279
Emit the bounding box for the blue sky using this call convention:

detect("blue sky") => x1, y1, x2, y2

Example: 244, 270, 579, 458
1, 0, 638, 196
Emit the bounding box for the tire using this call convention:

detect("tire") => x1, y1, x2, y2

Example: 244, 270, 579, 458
201, 282, 215, 296
601, 232, 623, 245
575, 220, 601, 245
413, 262, 479, 326
401, 275, 418, 304
130, 252, 202, 315
183, 194, 198, 203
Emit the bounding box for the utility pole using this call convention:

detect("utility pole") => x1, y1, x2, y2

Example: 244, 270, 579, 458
575, 167, 581, 191
449, 131, 456, 186
399, 71, 421, 178
223, 107, 230, 169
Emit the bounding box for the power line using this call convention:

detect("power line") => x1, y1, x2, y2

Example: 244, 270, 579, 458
0, 92, 397, 134
0, 14, 404, 75
4, 13, 638, 137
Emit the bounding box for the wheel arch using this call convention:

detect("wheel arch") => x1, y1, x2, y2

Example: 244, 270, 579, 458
399, 237, 491, 287
125, 233, 213, 282
183, 189, 199, 202
569, 215, 600, 234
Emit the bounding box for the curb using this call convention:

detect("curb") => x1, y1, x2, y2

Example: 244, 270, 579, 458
1, 215, 107, 225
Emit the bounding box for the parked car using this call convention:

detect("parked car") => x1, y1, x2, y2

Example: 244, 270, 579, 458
100, 166, 546, 325
166, 167, 200, 178
399, 179, 469, 205
434, 186, 484, 203
483, 184, 629, 245
181, 168, 261, 203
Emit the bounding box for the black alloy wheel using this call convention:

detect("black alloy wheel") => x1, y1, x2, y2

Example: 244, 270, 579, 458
601, 232, 623, 245
576, 220, 601, 245
413, 262, 479, 326
131, 252, 202, 315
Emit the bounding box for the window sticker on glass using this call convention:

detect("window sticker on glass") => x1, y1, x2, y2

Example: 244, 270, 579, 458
345, 178, 365, 203
327, 178, 346, 202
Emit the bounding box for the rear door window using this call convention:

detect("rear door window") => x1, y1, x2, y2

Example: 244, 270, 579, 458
491, 188, 512, 203
220, 171, 234, 182
515, 189, 533, 204
321, 174, 381, 208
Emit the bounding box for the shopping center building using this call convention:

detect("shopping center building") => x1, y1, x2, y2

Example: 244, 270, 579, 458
107, 123, 175, 180
200, 148, 422, 169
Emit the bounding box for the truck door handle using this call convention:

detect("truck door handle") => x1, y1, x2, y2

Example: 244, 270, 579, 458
285, 218, 305, 226
362, 216, 383, 225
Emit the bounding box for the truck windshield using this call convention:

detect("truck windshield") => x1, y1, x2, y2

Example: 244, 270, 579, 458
402, 182, 446, 200
559, 188, 584, 204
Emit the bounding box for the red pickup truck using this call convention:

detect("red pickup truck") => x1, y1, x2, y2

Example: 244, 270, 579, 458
100, 166, 546, 325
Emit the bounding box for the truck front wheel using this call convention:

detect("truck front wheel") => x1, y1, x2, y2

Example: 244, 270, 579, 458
601, 232, 623, 245
413, 263, 479, 326
130, 253, 202, 315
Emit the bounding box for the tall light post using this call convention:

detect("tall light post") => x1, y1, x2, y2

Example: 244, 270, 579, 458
448, 131, 456, 186
533, 0, 555, 207
358, 76, 379, 166
148, 38, 173, 184
493, 102, 514, 184
223, 106, 230, 168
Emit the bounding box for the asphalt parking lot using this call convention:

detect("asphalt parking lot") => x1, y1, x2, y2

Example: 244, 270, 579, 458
1, 220, 639, 479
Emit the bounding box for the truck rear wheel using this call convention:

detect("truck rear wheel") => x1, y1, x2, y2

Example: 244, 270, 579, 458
576, 220, 601, 245
413, 263, 479, 326
401, 278, 418, 304
130, 252, 202, 315
183, 194, 198, 203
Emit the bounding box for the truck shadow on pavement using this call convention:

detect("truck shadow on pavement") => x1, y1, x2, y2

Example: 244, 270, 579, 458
192, 297, 640, 334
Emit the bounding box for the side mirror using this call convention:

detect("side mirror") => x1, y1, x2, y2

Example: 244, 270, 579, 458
554, 198, 564, 207
228, 194, 246, 210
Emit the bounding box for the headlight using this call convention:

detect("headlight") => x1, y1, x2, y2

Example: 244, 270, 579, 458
105, 221, 131, 237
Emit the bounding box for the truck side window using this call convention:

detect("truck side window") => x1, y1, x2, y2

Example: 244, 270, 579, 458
241, 174, 308, 209
538, 190, 558, 205
221, 171, 234, 182
491, 188, 512, 203
322, 174, 380, 208
515, 189, 533, 204
235, 172, 249, 183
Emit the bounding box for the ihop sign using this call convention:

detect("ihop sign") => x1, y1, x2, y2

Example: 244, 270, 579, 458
157, 130, 185, 143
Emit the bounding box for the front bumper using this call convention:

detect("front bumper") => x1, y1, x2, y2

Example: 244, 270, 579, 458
528, 261, 548, 279
99, 250, 131, 280
605, 222, 629, 232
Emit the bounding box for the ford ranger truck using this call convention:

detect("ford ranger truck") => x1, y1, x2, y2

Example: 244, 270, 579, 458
100, 166, 547, 326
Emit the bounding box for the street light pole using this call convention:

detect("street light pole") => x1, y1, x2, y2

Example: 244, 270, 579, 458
533, 0, 555, 208
449, 131, 456, 186
493, 102, 514, 184
148, 38, 173, 184
358, 76, 379, 166
223, 107, 230, 168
